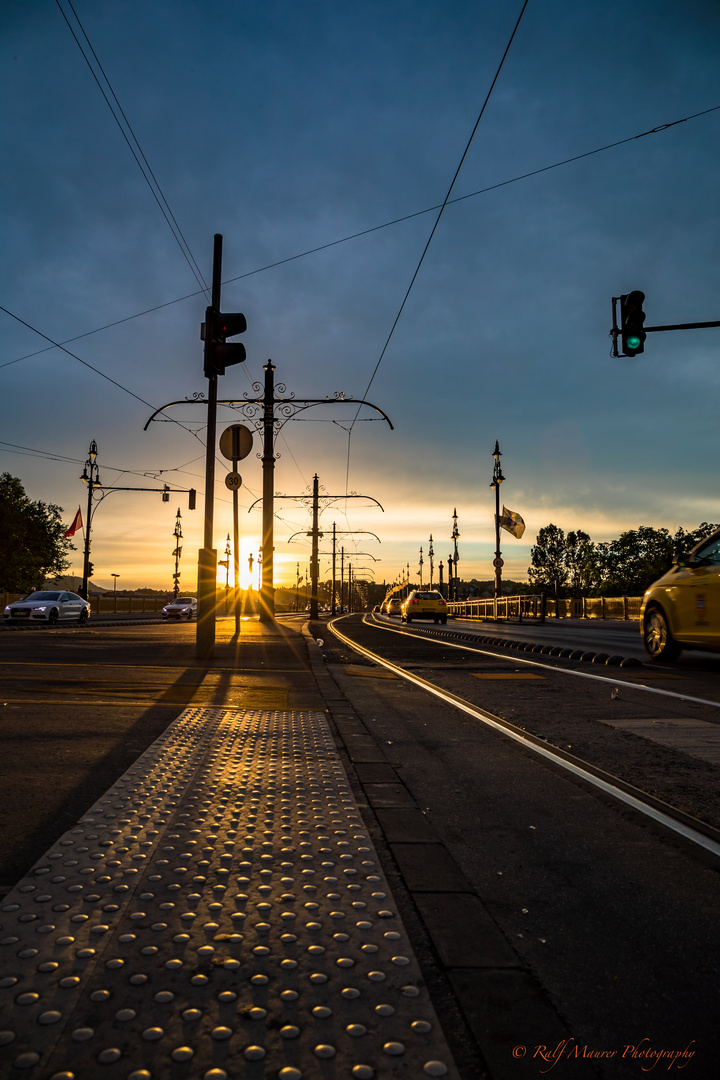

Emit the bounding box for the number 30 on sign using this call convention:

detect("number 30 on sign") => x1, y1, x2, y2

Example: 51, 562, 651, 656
225, 472, 242, 490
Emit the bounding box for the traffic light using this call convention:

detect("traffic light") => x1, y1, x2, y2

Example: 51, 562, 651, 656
162, 485, 170, 502
203, 308, 247, 377
620, 291, 646, 356
188, 489, 196, 511
87, 562, 94, 578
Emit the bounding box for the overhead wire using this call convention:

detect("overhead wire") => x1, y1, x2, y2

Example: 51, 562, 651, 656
55, 0, 210, 301
3, 103, 718, 372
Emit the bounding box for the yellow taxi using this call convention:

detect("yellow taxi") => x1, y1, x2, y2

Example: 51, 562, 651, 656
641, 528, 720, 660
401, 589, 447, 624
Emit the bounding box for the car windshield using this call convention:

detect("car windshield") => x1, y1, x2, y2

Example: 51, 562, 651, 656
415, 592, 442, 600
171, 598, 194, 605
22, 591, 61, 601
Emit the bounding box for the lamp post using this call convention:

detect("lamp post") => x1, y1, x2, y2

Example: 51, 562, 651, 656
490, 441, 505, 605
173, 509, 183, 598
428, 535, 434, 590
111, 573, 119, 612
418, 546, 424, 589
79, 440, 100, 600
451, 508, 460, 601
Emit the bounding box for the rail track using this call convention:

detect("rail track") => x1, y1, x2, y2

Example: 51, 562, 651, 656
328, 614, 720, 861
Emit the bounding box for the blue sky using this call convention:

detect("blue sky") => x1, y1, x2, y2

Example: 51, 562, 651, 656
2, 0, 720, 591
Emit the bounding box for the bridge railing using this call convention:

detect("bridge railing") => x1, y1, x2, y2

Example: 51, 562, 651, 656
446, 595, 643, 622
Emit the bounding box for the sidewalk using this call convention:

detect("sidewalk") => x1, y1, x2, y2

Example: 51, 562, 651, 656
0, 618, 459, 1079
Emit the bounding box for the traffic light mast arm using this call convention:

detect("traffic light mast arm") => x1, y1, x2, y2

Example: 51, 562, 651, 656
643, 320, 720, 331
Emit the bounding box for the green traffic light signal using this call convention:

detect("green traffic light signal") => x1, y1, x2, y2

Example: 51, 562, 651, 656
620, 291, 646, 356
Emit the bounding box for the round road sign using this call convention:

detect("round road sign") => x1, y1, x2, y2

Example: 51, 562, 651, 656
219, 424, 253, 462
493, 557, 504, 568
225, 472, 242, 491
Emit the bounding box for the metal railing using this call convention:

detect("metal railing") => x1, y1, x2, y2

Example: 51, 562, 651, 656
446, 595, 643, 622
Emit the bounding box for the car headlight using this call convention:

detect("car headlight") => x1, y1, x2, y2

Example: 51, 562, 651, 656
34, 606, 47, 612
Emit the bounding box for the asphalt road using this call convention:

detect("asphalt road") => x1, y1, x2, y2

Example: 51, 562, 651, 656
1, 615, 718, 1078
322, 615, 720, 1079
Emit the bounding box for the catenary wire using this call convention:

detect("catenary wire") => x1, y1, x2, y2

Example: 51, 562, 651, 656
55, 0, 210, 301
3, 104, 717, 373
341, 0, 530, 494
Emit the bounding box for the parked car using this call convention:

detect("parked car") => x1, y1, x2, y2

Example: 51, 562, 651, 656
162, 597, 198, 620
386, 597, 403, 617
641, 528, 720, 660
3, 591, 90, 625
401, 589, 447, 624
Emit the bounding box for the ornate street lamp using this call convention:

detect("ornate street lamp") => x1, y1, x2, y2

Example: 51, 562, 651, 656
428, 535, 434, 590
490, 441, 505, 600
172, 509, 183, 597
418, 546, 424, 589
451, 509, 460, 601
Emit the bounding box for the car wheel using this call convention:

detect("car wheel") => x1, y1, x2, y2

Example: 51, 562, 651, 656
406, 616, 412, 623
643, 606, 681, 661
48, 609, 59, 626
441, 616, 447, 624
78, 609, 88, 624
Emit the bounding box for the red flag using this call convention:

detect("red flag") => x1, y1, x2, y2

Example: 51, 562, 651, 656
64, 507, 83, 538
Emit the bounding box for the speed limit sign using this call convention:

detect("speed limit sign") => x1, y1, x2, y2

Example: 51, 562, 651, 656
225, 472, 242, 490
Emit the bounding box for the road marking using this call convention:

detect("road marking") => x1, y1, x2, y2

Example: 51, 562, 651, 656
472, 672, 545, 680
596, 716, 720, 765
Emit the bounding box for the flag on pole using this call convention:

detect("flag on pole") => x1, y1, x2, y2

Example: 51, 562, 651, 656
500, 506, 525, 539
64, 507, 83, 538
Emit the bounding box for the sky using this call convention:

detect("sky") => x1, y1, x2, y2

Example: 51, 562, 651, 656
2, 0, 720, 592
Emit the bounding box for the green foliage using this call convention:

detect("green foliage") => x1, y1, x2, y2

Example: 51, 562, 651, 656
528, 524, 570, 594
0, 473, 73, 593
595, 526, 674, 596
529, 520, 720, 597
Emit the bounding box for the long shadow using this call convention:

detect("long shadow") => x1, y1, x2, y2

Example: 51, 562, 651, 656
1, 660, 215, 887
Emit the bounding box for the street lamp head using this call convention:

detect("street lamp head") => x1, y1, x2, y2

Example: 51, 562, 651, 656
492, 440, 501, 461
89, 440, 98, 462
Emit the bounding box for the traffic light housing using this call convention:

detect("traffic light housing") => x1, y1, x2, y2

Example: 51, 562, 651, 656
621, 291, 646, 356
162, 485, 170, 502
87, 562, 94, 578
203, 308, 247, 377
188, 489, 196, 511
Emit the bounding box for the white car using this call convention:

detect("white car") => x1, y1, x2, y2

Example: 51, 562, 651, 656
162, 597, 197, 620
3, 591, 90, 625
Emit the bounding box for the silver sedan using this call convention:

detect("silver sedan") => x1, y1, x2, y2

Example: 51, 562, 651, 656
3, 591, 90, 625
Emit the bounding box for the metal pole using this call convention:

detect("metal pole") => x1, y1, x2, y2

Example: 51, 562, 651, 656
331, 523, 337, 615
197, 234, 222, 661
310, 474, 319, 619
340, 547, 345, 613
259, 361, 275, 621
232, 453, 240, 634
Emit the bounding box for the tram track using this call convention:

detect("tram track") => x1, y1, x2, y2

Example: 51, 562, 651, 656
327, 614, 720, 861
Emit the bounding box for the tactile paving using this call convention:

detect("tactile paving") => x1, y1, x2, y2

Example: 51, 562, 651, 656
0, 708, 457, 1078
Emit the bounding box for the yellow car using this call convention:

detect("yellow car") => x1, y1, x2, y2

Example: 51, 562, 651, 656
401, 589, 447, 624
641, 529, 720, 660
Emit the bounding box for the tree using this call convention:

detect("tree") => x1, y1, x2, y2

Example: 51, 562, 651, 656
565, 530, 600, 595
672, 522, 720, 559
528, 524, 569, 595
595, 526, 674, 596
0, 473, 73, 593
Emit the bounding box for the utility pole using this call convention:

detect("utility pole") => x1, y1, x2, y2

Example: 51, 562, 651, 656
309, 474, 320, 618
147, 365, 392, 627
80, 440, 100, 599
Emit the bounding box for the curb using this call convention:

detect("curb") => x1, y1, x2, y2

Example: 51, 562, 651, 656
390, 620, 644, 668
